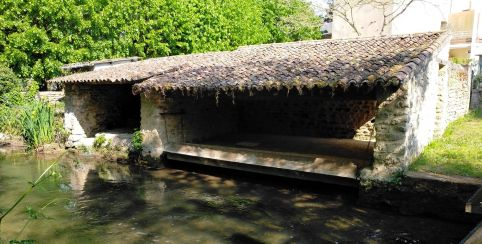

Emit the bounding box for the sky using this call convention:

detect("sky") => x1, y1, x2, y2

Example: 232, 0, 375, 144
306, 0, 329, 15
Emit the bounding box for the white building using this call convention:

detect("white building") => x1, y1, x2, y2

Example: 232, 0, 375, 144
332, 0, 482, 74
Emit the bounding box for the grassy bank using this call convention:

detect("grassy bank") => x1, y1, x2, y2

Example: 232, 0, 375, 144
410, 109, 482, 179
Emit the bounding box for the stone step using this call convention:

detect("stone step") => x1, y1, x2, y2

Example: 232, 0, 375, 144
164, 143, 360, 187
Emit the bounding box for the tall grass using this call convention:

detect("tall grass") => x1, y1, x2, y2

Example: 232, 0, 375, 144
20, 101, 55, 149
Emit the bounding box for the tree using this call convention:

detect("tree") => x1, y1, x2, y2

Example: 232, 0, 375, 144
0, 0, 322, 88
329, 0, 417, 36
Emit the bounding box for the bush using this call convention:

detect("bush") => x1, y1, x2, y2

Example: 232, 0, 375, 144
0, 73, 39, 136
0, 63, 21, 96
93, 134, 107, 149
131, 130, 143, 153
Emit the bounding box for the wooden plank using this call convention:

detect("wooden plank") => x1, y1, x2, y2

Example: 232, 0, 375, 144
164, 143, 360, 187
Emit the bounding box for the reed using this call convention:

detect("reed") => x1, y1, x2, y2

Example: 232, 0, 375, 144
20, 101, 55, 149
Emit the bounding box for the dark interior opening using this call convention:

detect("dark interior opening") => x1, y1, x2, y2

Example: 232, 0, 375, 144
164, 87, 378, 166
67, 84, 140, 137
107, 85, 141, 132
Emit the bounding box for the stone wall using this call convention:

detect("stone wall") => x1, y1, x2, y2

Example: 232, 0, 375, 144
140, 93, 238, 159
64, 84, 140, 145
353, 119, 375, 141
445, 64, 470, 124
237, 95, 377, 138
433, 63, 470, 137
368, 59, 440, 178
367, 59, 471, 179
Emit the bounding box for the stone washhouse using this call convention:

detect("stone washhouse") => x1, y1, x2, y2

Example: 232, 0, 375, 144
50, 32, 471, 186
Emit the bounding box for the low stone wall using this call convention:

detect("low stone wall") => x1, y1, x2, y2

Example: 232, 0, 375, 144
445, 64, 470, 124
358, 172, 482, 223
38, 91, 64, 103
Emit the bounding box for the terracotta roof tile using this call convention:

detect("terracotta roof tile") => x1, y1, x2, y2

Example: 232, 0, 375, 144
49, 32, 448, 95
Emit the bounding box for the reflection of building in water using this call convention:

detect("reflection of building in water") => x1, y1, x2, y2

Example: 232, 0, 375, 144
143, 181, 167, 205
69, 162, 94, 192
68, 160, 134, 193
96, 163, 133, 183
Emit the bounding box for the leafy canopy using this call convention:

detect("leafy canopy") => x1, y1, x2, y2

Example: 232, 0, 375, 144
0, 0, 321, 87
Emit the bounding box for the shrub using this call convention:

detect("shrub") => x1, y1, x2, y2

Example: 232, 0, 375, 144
0, 63, 22, 97
93, 134, 107, 149
131, 130, 143, 153
0, 78, 40, 135
0, 64, 66, 149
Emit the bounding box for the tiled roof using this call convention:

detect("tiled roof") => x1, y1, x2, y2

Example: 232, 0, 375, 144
61, 57, 141, 71
50, 32, 448, 95
50, 52, 234, 84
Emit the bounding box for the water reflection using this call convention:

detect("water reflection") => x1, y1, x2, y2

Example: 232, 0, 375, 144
0, 154, 475, 243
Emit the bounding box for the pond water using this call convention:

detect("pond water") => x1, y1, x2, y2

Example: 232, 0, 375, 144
0, 153, 474, 243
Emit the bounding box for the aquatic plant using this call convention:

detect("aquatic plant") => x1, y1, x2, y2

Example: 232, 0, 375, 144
20, 101, 55, 149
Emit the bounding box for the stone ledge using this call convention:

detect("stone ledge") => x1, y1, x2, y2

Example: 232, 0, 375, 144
407, 171, 482, 186
358, 171, 482, 223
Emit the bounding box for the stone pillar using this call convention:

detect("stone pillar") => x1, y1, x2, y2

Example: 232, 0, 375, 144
64, 84, 88, 146
364, 60, 440, 181
140, 94, 165, 160
366, 86, 410, 180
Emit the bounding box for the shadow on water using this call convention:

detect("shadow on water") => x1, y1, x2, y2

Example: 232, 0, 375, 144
0, 154, 477, 243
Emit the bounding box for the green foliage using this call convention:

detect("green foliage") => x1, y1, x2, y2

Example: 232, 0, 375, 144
93, 134, 107, 149
449, 57, 472, 65
25, 206, 46, 220
8, 240, 35, 244
131, 130, 143, 153
20, 101, 55, 149
0, 0, 321, 86
0, 66, 39, 135
0, 65, 66, 148
410, 108, 482, 178
261, 0, 321, 42
0, 63, 21, 96
473, 73, 482, 89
